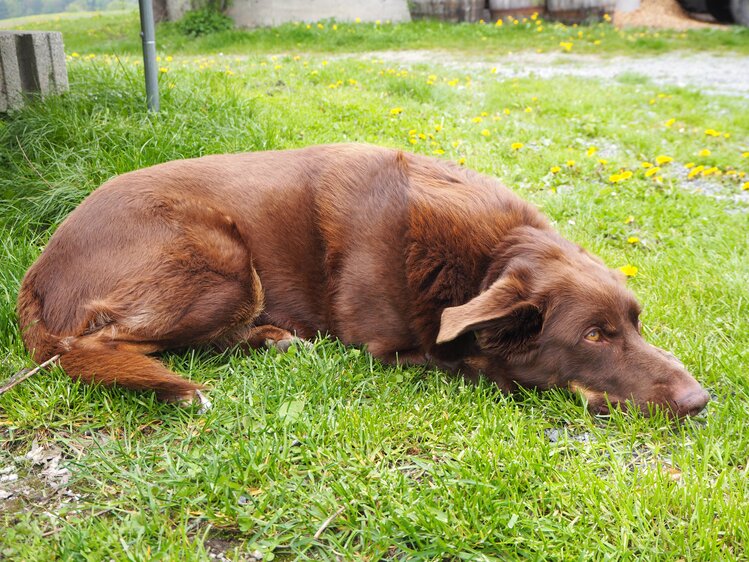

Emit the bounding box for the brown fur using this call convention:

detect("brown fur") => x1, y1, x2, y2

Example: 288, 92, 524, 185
17, 144, 709, 415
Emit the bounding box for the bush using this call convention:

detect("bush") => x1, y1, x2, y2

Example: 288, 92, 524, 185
177, 8, 233, 37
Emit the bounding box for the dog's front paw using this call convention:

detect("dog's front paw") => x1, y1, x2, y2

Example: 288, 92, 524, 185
265, 337, 311, 353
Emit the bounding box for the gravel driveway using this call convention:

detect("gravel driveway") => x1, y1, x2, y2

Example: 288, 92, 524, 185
364, 50, 749, 98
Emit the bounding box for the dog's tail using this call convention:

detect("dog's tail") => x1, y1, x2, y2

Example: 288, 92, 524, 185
16, 281, 202, 401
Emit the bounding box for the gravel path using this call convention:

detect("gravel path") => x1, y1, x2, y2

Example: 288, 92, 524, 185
362, 50, 749, 98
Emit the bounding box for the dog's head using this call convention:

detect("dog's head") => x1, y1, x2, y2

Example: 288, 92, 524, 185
435, 228, 709, 417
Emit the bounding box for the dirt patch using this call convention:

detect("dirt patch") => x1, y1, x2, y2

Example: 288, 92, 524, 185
614, 0, 723, 30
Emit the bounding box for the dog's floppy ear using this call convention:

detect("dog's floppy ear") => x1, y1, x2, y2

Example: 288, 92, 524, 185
436, 276, 540, 345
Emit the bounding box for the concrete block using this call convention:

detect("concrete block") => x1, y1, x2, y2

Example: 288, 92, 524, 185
0, 31, 68, 112
0, 33, 22, 112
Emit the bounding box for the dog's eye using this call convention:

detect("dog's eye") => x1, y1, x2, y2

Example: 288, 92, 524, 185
584, 328, 602, 342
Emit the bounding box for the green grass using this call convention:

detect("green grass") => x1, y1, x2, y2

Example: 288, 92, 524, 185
6, 10, 749, 56
1, 13, 749, 561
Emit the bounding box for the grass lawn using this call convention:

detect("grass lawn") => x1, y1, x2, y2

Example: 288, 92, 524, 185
1, 11, 749, 561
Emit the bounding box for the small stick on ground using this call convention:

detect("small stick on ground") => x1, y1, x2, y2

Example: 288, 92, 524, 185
0, 354, 61, 395
313, 505, 346, 540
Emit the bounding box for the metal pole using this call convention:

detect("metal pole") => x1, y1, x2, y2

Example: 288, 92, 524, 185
138, 0, 159, 112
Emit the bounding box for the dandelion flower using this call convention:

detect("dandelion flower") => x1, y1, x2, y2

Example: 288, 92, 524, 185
566, 160, 575, 167
619, 265, 638, 277
645, 167, 660, 177
641, 162, 653, 169
664, 118, 675, 127
472, 116, 483, 123
627, 237, 640, 244
482, 129, 491, 137
687, 165, 705, 179
511, 142, 523, 150
550, 166, 561, 174
495, 19, 503, 27
741, 152, 749, 158
609, 170, 633, 183
655, 155, 673, 166
685, 162, 695, 169
624, 215, 635, 224
559, 41, 573, 52
704, 129, 721, 137
742, 181, 749, 191
698, 149, 711, 157
586, 146, 597, 157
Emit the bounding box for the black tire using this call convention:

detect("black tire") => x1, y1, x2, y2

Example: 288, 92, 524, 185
706, 0, 735, 21
677, 0, 708, 13
731, 0, 749, 24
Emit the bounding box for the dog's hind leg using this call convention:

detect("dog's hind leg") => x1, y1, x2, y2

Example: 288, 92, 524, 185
58, 338, 203, 402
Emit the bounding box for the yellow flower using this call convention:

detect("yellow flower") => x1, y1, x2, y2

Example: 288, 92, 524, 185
434, 124, 443, 132
375, 19, 381, 25
409, 139, 417, 145
702, 166, 720, 177
741, 152, 749, 158
332, 24, 338, 30
511, 142, 523, 150
742, 181, 749, 191
390, 107, 403, 115
71, 52, 80, 58
586, 146, 597, 157
619, 265, 638, 277
664, 118, 675, 127
159, 67, 168, 73
433, 149, 445, 155
609, 170, 633, 183
503, 108, 511, 115
598, 158, 609, 166
698, 149, 711, 157
481, 129, 491, 137
166, 56, 173, 62
524, 107, 533, 113
458, 157, 466, 165
627, 237, 640, 244
418, 133, 427, 140
550, 166, 561, 174
704, 129, 721, 137
687, 165, 705, 179
495, 19, 504, 27
490, 67, 498, 74
566, 160, 575, 167
624, 215, 635, 224
645, 167, 660, 177
471, 116, 483, 123
641, 162, 653, 168
655, 155, 673, 166
559, 42, 573, 52
317, 23, 324, 29
531, 11, 539, 20
355, 17, 361, 23
685, 162, 695, 169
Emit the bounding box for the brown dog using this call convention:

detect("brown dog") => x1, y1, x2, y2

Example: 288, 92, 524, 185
17, 144, 709, 416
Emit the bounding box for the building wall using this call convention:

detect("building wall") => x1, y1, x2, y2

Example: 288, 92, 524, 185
227, 0, 411, 28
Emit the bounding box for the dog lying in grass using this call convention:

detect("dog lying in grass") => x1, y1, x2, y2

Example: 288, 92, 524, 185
17, 144, 709, 416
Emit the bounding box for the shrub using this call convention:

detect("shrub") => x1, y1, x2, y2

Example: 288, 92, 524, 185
177, 8, 233, 37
